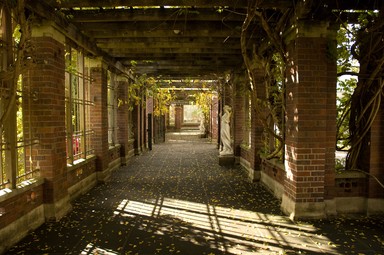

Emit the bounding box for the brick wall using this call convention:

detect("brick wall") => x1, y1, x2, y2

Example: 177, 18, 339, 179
334, 176, 366, 197
0, 183, 44, 229
67, 159, 96, 190
324, 39, 338, 200
132, 103, 146, 154
284, 34, 336, 205
211, 96, 219, 141
132, 105, 140, 154
67, 158, 97, 200
25, 36, 69, 209
251, 68, 266, 172
233, 76, 245, 156
368, 104, 384, 198
116, 79, 130, 161
109, 145, 121, 163
90, 65, 109, 172
175, 105, 183, 130
262, 159, 286, 186
141, 102, 147, 149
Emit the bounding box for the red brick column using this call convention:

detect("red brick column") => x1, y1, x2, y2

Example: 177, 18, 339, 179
165, 106, 170, 131
116, 76, 130, 164
28, 23, 71, 220
175, 105, 183, 130
251, 68, 267, 176
141, 100, 147, 150
368, 105, 384, 213
90, 60, 110, 180
132, 104, 143, 154
232, 72, 246, 157
282, 21, 337, 219
211, 95, 219, 141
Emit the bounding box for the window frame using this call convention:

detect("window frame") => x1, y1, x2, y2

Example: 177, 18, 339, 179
107, 71, 118, 147
65, 45, 94, 166
0, 7, 39, 189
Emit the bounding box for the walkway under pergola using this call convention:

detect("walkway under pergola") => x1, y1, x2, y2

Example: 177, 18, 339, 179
6, 134, 384, 255
1, 1, 384, 253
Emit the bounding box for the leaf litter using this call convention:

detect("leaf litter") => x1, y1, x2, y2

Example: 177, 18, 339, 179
5, 141, 384, 255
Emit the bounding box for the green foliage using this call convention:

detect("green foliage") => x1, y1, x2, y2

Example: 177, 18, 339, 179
345, 11, 384, 171
129, 74, 154, 110
335, 157, 346, 171
337, 26, 359, 74
336, 24, 359, 152
336, 78, 357, 150
119, 74, 174, 117
64, 50, 78, 75
194, 86, 214, 134
194, 88, 212, 117
153, 87, 175, 117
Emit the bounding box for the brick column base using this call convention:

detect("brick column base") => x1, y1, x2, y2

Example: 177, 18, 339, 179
30, 22, 71, 221
282, 20, 337, 219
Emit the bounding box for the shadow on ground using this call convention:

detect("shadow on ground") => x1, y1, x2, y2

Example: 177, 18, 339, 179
5, 134, 384, 255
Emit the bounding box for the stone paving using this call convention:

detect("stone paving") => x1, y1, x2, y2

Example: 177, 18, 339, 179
5, 132, 384, 255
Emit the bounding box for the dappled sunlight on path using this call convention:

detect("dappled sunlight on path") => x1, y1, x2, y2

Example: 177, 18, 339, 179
112, 197, 334, 254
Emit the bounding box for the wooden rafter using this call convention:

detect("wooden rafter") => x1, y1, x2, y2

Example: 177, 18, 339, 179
28, 0, 383, 79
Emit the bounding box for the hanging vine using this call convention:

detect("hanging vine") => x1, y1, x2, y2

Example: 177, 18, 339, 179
194, 84, 215, 136
151, 84, 175, 117
117, 72, 175, 117
240, 0, 291, 159
346, 10, 384, 171
0, 0, 33, 129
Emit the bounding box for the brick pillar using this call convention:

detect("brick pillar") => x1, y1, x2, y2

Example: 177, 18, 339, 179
116, 76, 130, 164
211, 95, 219, 141
164, 105, 171, 132
165, 105, 170, 131
90, 60, 110, 180
28, 22, 71, 220
132, 104, 142, 154
140, 100, 147, 150
282, 20, 337, 219
232, 72, 246, 157
175, 105, 183, 130
251, 68, 267, 178
368, 105, 384, 213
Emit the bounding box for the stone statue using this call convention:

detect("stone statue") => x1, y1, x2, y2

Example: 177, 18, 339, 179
199, 112, 206, 134
220, 105, 233, 155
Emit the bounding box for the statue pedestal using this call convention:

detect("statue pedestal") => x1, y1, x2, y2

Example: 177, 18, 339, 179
219, 154, 234, 167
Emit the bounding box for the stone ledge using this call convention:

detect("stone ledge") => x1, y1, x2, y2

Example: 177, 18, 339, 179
219, 154, 235, 167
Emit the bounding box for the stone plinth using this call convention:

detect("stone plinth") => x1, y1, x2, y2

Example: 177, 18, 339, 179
219, 154, 235, 167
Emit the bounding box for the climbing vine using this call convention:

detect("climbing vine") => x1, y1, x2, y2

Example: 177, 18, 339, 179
0, 0, 33, 129
151, 86, 175, 117
241, 1, 384, 172
346, 11, 384, 171
118, 72, 175, 117
194, 85, 215, 135
335, 23, 358, 152
241, 0, 290, 160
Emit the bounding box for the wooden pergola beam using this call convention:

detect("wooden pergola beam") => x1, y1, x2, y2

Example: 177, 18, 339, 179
43, 0, 382, 10
46, 0, 287, 9
26, 0, 128, 74
64, 8, 247, 22
32, 0, 382, 80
